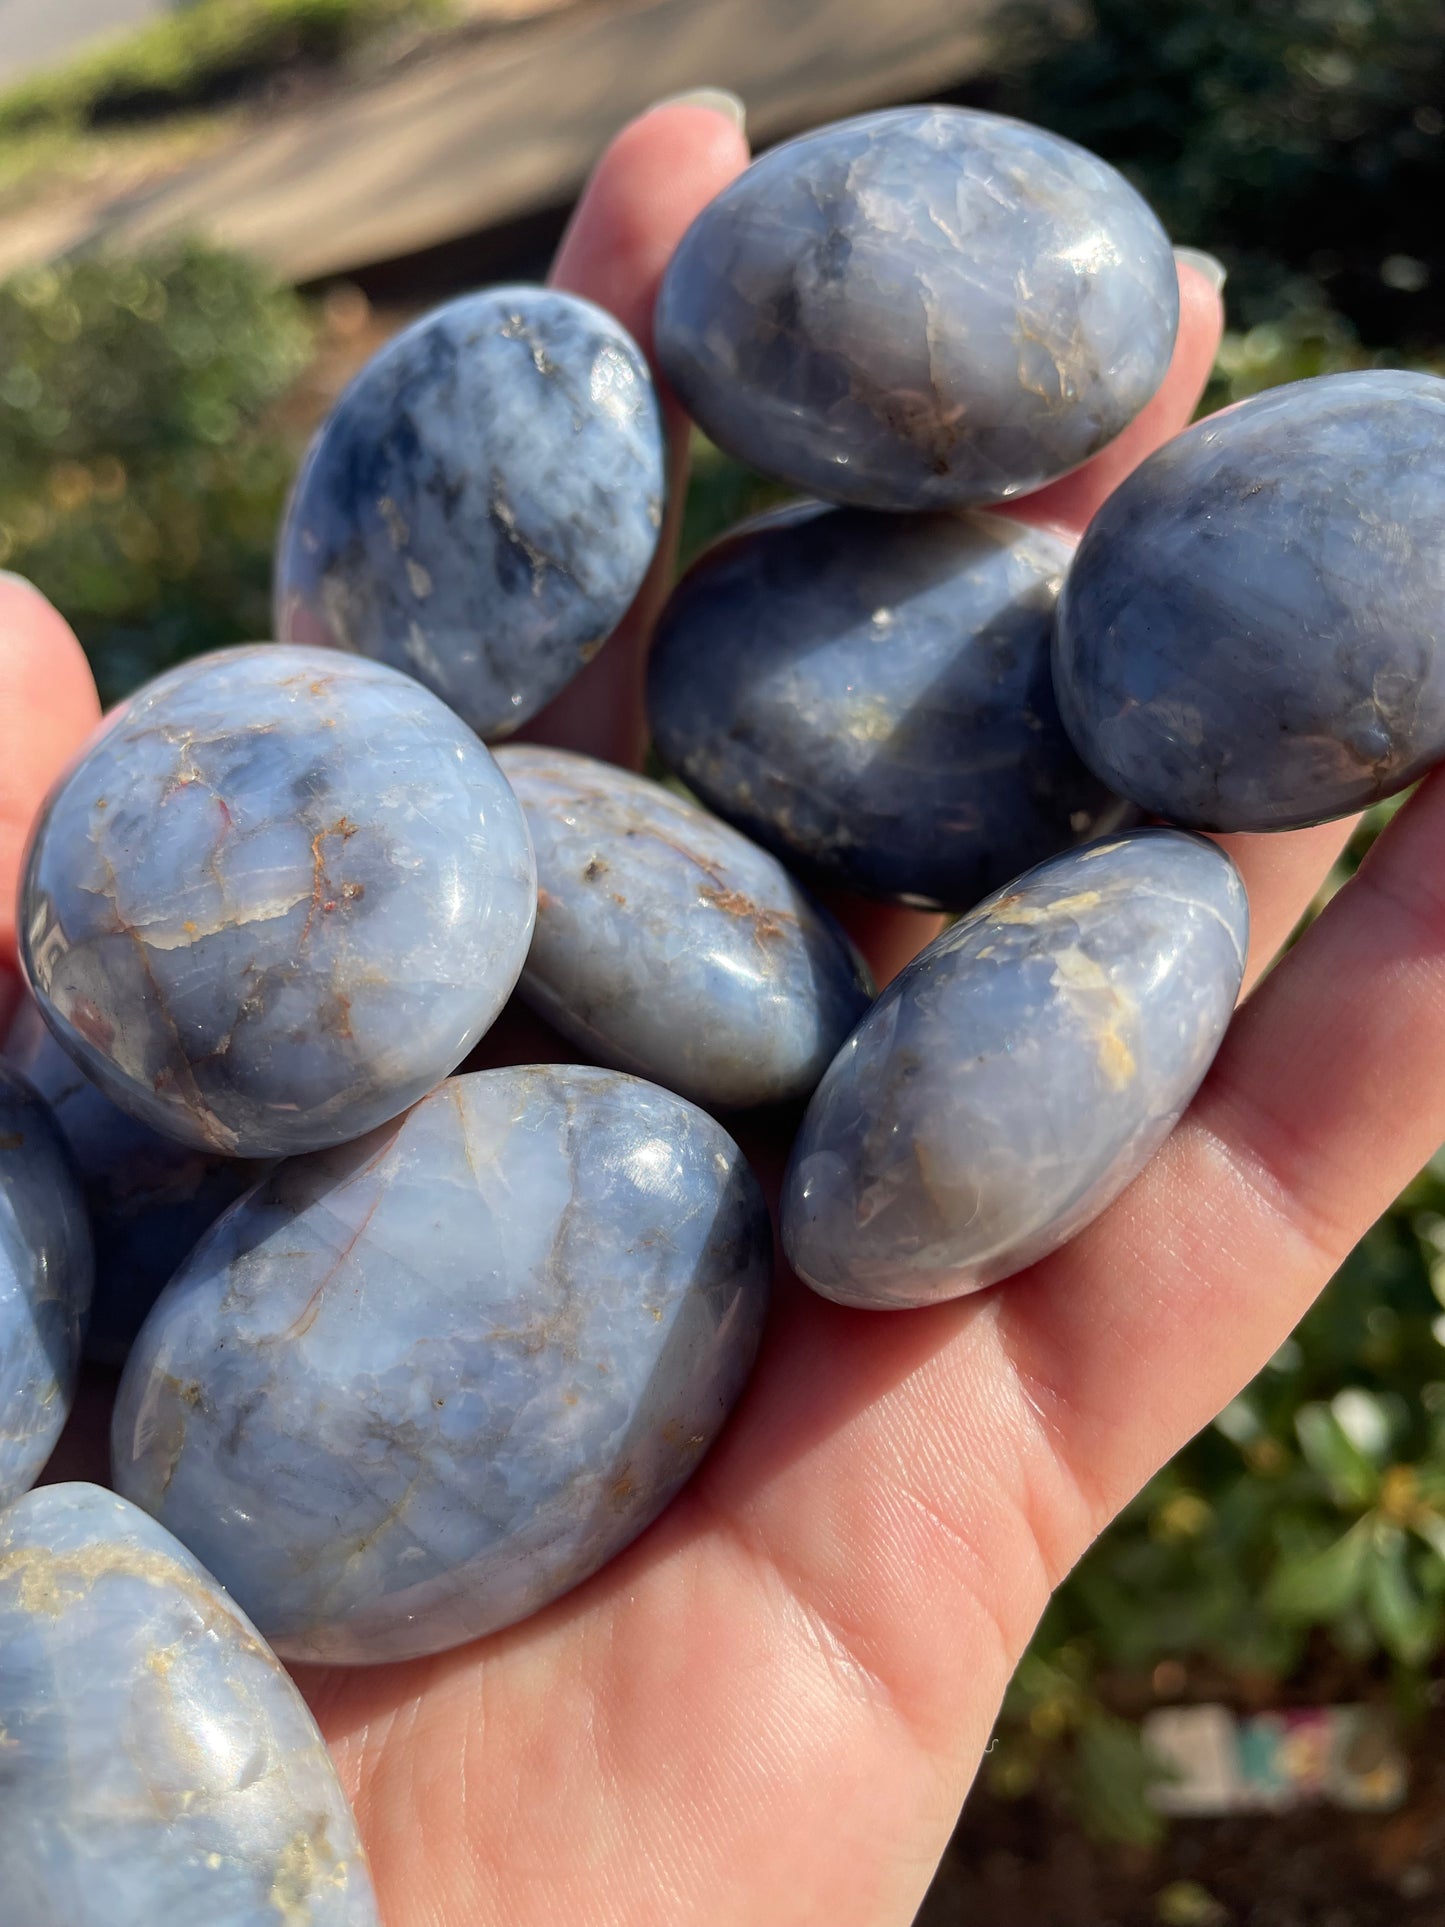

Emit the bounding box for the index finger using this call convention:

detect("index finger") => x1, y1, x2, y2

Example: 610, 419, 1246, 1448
526, 98, 751, 769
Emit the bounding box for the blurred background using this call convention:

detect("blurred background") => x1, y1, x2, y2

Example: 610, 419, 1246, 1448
1, 2, 1442, 1922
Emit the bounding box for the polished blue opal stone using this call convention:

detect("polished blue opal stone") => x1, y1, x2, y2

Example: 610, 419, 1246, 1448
0, 1067, 92, 1506
20, 644, 536, 1158
648, 505, 1132, 909
782, 830, 1247, 1308
113, 1067, 772, 1664
494, 745, 874, 1107
1054, 371, 1445, 832
4, 999, 267, 1367
655, 106, 1178, 510
275, 286, 666, 740
0, 1483, 379, 1926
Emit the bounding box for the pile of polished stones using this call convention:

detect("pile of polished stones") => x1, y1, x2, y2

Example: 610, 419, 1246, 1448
2, 104, 1442, 1919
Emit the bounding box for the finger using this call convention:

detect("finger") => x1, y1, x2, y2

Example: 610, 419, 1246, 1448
0, 576, 101, 1027
821, 893, 945, 991
526, 98, 750, 769
547, 95, 749, 362
1217, 816, 1360, 994
1002, 256, 1226, 538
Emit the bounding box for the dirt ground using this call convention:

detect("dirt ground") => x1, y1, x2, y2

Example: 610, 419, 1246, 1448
919, 1703, 1445, 1927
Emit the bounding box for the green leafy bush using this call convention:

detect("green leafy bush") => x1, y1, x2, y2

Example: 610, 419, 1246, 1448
0, 246, 314, 703
992, 0, 1445, 355
989, 1115, 1445, 1838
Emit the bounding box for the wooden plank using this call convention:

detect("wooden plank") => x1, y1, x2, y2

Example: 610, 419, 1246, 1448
60, 0, 992, 282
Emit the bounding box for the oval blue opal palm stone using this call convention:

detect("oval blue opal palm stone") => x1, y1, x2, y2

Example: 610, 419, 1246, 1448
655, 105, 1178, 509
275, 286, 666, 739
648, 506, 1132, 909
494, 745, 874, 1107
5, 998, 268, 1367
1054, 370, 1445, 832
782, 831, 1247, 1308
20, 644, 536, 1158
113, 1066, 772, 1664
0, 1483, 379, 1926
0, 1067, 92, 1506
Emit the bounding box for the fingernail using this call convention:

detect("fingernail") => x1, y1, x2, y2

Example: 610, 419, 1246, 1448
652, 88, 747, 134
1174, 247, 1227, 294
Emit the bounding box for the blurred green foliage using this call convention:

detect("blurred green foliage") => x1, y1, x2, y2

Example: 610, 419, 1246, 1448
0, 0, 450, 138
676, 431, 792, 572
0, 247, 313, 704
993, 0, 1444, 366
990, 1115, 1445, 1838
981, 803, 1445, 1843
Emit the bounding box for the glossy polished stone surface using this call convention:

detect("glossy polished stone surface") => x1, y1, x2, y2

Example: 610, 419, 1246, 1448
0, 1483, 379, 1926
494, 745, 874, 1106
782, 830, 1247, 1307
276, 286, 666, 740
1054, 371, 1445, 831
655, 106, 1178, 510
648, 506, 1132, 909
5, 999, 267, 1367
113, 1067, 771, 1664
0, 1067, 92, 1506
21, 644, 536, 1158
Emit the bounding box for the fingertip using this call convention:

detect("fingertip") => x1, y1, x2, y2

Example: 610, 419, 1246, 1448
549, 97, 751, 357
1173, 251, 1227, 363
0, 576, 101, 970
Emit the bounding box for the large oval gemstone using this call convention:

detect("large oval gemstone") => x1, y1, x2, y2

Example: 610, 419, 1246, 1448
656, 106, 1178, 509
113, 1067, 771, 1663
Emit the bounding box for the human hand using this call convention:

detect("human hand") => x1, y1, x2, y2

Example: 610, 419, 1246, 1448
4, 96, 1433, 1927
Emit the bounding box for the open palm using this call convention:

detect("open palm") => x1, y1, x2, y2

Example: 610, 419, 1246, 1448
8, 97, 1443, 1927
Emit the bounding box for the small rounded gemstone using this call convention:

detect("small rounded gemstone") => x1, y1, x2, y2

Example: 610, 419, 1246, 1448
0, 1066, 93, 1507
20, 644, 536, 1158
0, 1483, 380, 1926
648, 504, 1131, 909
1053, 370, 1445, 832
276, 286, 666, 739
782, 830, 1248, 1308
4, 998, 268, 1367
495, 744, 874, 1107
